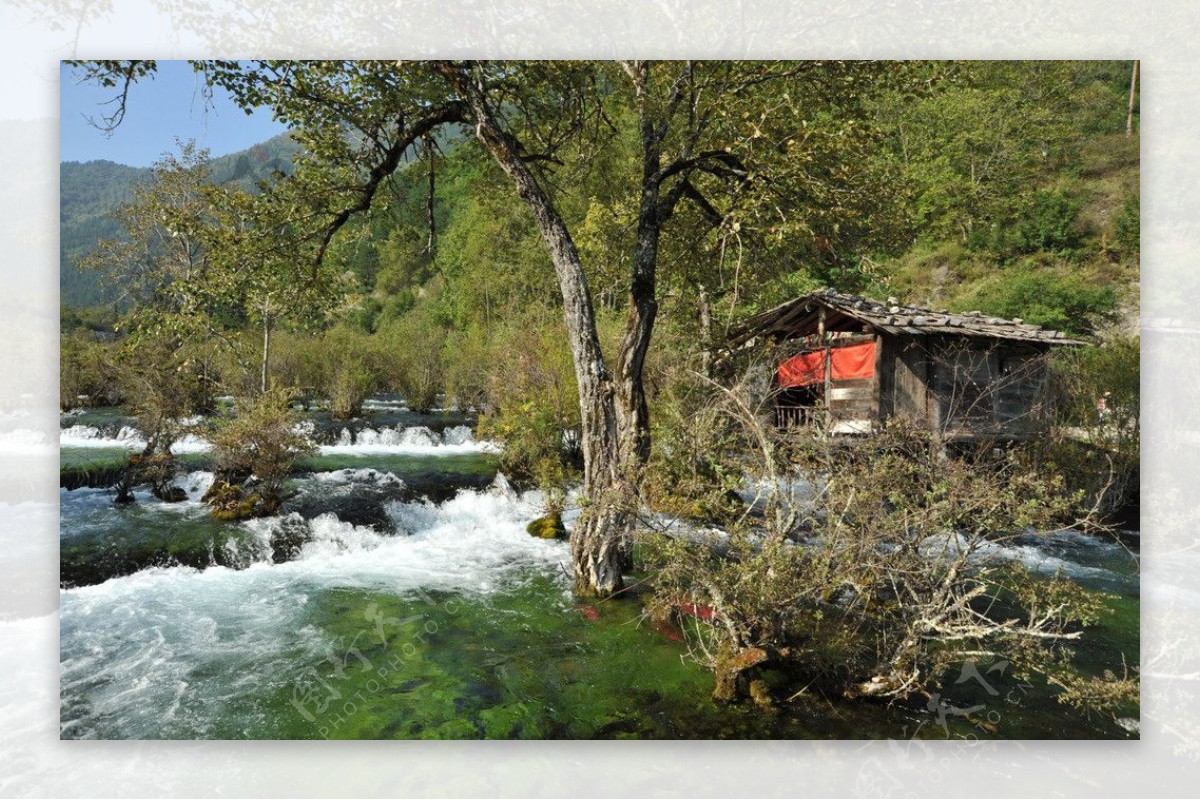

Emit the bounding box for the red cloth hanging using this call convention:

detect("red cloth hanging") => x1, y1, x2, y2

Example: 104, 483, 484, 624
778, 341, 875, 388
778, 349, 826, 388
830, 341, 876, 381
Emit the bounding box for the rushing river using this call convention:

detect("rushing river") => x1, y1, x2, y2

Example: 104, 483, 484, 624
59, 400, 1140, 739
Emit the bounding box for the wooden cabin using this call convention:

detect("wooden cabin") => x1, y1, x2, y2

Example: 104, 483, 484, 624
727, 290, 1084, 441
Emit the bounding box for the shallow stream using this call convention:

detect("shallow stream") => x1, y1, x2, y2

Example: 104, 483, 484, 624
59, 400, 1139, 739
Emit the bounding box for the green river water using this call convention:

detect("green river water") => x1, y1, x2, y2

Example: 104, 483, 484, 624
59, 406, 1139, 740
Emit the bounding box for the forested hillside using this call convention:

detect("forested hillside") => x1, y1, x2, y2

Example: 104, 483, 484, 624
60, 131, 301, 307
876, 61, 1140, 333
60, 159, 146, 307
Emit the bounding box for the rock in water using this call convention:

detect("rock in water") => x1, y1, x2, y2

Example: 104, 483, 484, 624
526, 512, 566, 540
269, 514, 312, 563
206, 480, 250, 520
155, 486, 188, 503
284, 492, 396, 534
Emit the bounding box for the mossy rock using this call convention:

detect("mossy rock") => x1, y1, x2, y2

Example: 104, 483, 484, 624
205, 475, 290, 521
202, 479, 241, 505
526, 512, 566, 540
212, 500, 256, 522
747, 678, 776, 710
206, 480, 261, 521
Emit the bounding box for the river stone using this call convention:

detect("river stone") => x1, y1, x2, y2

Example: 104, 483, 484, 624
283, 492, 396, 534
155, 486, 188, 503
269, 514, 312, 563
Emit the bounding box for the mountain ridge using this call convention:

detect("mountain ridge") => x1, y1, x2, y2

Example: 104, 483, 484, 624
60, 131, 301, 308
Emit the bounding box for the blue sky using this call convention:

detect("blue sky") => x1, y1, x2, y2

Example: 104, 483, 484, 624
60, 61, 289, 166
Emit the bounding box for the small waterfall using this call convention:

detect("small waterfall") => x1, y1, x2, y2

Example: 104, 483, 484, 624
60, 424, 212, 453
317, 424, 494, 455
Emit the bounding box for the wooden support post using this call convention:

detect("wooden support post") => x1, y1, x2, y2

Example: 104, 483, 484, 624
819, 307, 831, 430
873, 333, 884, 425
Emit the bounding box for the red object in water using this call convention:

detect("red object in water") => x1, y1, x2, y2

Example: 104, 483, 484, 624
677, 602, 717, 621
580, 605, 599, 621
652, 618, 685, 642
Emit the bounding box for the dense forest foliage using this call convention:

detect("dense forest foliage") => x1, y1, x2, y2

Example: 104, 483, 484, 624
63, 60, 1139, 438
62, 59, 1139, 489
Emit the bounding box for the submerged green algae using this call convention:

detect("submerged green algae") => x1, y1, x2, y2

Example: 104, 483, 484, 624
243, 576, 1138, 740
253, 577, 822, 740
59, 559, 1139, 740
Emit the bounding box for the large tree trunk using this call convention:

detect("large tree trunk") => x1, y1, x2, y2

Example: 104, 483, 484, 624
444, 64, 635, 596
611, 68, 664, 566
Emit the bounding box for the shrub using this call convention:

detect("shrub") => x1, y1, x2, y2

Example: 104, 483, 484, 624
442, 323, 494, 413
1005, 189, 1084, 255
321, 325, 381, 419
643, 372, 1134, 714
109, 335, 211, 502
642, 364, 746, 525
475, 314, 581, 494
1112, 193, 1139, 257
950, 257, 1118, 336
270, 330, 326, 403
1037, 334, 1140, 522
204, 388, 316, 519
481, 397, 578, 496
60, 329, 119, 409
377, 307, 448, 413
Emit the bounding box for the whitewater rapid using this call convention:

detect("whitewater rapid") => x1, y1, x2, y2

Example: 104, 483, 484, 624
59, 422, 498, 457
59, 479, 570, 738
318, 424, 497, 456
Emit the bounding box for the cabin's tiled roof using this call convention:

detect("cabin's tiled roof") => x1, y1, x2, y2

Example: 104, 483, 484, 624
729, 289, 1086, 347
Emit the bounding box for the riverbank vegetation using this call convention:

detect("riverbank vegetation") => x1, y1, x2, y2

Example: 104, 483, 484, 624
640, 369, 1136, 717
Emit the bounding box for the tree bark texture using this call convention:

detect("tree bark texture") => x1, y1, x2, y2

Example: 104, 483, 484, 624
442, 63, 638, 596
610, 61, 666, 567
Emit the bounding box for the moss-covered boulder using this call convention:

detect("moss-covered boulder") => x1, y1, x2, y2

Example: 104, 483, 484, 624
204, 479, 268, 521
747, 678, 776, 709
712, 645, 769, 704
526, 512, 566, 540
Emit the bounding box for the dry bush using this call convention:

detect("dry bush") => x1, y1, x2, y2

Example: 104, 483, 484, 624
643, 367, 1135, 712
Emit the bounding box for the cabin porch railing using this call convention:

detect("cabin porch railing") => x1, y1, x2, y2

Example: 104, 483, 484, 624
775, 405, 821, 428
